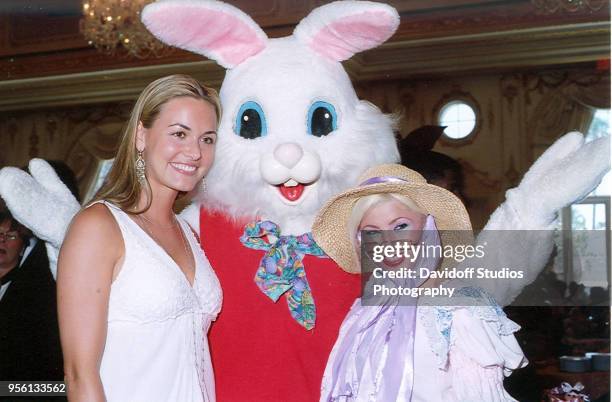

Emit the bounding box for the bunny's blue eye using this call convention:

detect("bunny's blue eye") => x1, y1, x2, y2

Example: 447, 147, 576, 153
235, 101, 267, 139
307, 101, 337, 137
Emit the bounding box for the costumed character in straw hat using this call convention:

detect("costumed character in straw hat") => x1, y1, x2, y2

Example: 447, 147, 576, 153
313, 164, 527, 401
0, 1, 608, 401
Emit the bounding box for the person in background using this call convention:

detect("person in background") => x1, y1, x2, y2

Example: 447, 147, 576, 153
46, 160, 82, 204
398, 125, 467, 203
0, 201, 64, 383
0, 160, 79, 402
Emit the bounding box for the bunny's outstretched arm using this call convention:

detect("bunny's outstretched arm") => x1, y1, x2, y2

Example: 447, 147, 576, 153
0, 159, 81, 279
470, 132, 610, 306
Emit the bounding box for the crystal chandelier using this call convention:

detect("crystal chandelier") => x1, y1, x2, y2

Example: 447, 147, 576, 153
80, 0, 172, 59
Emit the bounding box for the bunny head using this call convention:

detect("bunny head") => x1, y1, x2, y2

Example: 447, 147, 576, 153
143, 0, 401, 234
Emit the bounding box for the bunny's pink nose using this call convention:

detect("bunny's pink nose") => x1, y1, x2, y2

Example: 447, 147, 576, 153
273, 143, 304, 169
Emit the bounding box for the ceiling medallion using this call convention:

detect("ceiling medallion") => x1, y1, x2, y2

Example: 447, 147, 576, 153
80, 0, 172, 59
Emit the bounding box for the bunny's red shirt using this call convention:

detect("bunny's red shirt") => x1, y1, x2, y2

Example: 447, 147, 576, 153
200, 208, 361, 402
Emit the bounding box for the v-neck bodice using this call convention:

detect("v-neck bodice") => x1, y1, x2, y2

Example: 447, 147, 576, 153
127, 211, 197, 288
99, 201, 221, 323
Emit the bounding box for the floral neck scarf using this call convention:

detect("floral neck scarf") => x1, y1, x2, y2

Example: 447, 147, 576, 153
240, 220, 326, 330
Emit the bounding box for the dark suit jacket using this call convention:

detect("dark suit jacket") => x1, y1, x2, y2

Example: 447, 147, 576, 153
0, 240, 64, 381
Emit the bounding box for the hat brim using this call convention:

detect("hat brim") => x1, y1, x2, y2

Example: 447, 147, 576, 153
312, 182, 473, 274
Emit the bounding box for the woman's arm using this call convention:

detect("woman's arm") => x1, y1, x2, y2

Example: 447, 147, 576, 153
57, 204, 123, 402
447, 308, 527, 401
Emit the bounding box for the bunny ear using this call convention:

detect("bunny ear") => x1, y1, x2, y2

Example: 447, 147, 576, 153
401, 126, 447, 152
142, 0, 268, 69
293, 1, 399, 62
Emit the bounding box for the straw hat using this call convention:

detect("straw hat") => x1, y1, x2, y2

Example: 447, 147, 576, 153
312, 164, 473, 274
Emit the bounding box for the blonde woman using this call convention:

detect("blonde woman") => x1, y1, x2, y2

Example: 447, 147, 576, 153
312, 164, 527, 402
57, 75, 222, 402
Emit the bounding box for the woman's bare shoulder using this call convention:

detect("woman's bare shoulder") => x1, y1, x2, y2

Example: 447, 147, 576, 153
72, 203, 120, 235
62, 202, 124, 262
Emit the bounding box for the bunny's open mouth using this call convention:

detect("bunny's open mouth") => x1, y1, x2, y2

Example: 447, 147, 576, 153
276, 179, 310, 202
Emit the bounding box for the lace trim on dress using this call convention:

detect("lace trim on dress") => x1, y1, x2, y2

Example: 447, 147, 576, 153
418, 285, 521, 369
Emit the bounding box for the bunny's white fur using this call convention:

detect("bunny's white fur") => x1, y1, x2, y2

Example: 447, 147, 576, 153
143, 0, 402, 234
203, 39, 400, 233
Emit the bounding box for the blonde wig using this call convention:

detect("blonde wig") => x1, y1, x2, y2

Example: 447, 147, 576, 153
347, 193, 426, 260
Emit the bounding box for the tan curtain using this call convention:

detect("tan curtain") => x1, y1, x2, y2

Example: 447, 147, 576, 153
66, 121, 124, 200
529, 74, 610, 162
567, 74, 611, 110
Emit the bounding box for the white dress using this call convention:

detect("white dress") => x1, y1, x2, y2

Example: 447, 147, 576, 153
411, 287, 527, 401
321, 284, 527, 402
97, 202, 222, 402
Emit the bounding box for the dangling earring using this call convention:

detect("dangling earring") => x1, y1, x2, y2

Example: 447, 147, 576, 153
136, 150, 146, 183
200, 179, 207, 195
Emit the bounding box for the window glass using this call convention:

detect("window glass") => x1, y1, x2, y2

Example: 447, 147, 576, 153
438, 100, 477, 140
585, 109, 610, 196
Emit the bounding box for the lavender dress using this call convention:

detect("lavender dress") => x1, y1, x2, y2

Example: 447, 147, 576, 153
320, 217, 526, 402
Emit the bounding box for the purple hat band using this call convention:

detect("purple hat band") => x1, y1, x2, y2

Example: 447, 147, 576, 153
358, 176, 409, 187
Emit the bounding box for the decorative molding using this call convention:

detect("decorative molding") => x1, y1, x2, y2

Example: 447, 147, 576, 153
500, 74, 522, 113
0, 47, 202, 81
523, 69, 607, 97
0, 21, 608, 112
0, 0, 608, 80
394, 0, 608, 40
345, 22, 609, 81
531, 0, 608, 14
0, 60, 223, 111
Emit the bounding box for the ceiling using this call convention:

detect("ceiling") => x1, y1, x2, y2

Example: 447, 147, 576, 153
0, 0, 608, 111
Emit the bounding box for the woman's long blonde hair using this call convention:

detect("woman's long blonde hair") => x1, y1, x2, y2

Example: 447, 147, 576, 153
92, 74, 221, 213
